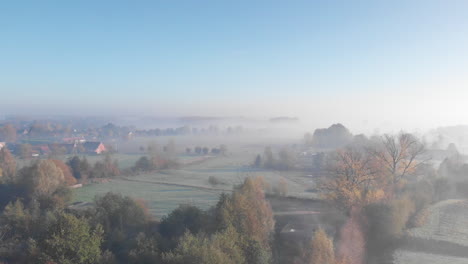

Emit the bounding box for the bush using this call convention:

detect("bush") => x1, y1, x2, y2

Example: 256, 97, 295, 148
208, 176, 223, 186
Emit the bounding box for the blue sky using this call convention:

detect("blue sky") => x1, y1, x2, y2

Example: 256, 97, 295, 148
1, 0, 468, 130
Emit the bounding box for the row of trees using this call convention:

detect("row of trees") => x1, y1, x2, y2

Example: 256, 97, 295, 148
254, 147, 296, 171
67, 155, 120, 181
185, 145, 227, 156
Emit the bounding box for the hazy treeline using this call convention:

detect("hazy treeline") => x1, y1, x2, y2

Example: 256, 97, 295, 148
0, 121, 246, 144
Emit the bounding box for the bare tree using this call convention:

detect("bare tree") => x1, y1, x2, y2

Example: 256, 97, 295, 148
373, 133, 426, 185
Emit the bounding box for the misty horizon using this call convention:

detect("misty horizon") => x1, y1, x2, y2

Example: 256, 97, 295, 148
2, 1, 468, 132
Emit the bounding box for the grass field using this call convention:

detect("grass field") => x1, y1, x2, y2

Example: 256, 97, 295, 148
393, 250, 468, 264
392, 199, 468, 264
72, 178, 224, 218
72, 136, 319, 218
408, 199, 468, 247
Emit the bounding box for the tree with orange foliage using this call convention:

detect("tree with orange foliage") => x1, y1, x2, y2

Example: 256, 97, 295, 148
321, 147, 385, 211
0, 147, 16, 182
51, 159, 77, 186
307, 228, 335, 264
336, 208, 366, 264
216, 177, 275, 248
0, 124, 17, 142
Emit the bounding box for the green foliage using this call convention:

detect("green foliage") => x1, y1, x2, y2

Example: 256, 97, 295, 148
163, 226, 245, 264
243, 238, 272, 264
160, 205, 211, 240
365, 197, 415, 249
1, 199, 32, 240
133, 156, 154, 172
92, 192, 148, 234
90, 154, 120, 178
40, 212, 103, 264
127, 232, 160, 264
67, 156, 91, 179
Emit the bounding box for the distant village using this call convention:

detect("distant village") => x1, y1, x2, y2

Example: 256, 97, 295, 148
0, 138, 107, 158
0, 119, 247, 158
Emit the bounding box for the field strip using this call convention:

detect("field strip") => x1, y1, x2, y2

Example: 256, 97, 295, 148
394, 250, 468, 264
121, 177, 232, 193
400, 236, 468, 258
273, 211, 321, 216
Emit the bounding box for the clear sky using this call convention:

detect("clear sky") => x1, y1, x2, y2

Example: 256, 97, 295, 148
1, 0, 468, 131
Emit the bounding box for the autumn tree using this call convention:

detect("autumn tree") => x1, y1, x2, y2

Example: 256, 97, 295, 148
0, 147, 17, 182
216, 177, 275, 248
321, 147, 384, 210
18, 160, 65, 197
336, 209, 365, 264
0, 124, 17, 142
51, 159, 77, 186
307, 228, 335, 264
373, 133, 426, 186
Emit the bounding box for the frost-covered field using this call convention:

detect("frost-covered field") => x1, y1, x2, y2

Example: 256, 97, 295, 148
408, 200, 468, 246
393, 250, 468, 264
73, 137, 319, 217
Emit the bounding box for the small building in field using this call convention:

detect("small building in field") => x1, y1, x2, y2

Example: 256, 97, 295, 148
82, 142, 106, 154
0, 142, 5, 151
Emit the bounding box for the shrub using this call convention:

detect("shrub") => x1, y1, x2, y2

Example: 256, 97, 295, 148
208, 176, 223, 186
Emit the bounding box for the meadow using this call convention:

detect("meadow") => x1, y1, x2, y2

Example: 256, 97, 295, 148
393, 250, 468, 264
392, 199, 468, 263
72, 135, 318, 217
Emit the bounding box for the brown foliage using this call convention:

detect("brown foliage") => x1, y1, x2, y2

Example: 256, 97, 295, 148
0, 147, 16, 182
373, 133, 426, 186
336, 209, 366, 264
51, 159, 77, 186
217, 177, 275, 247
322, 147, 385, 210
308, 228, 335, 264
0, 124, 17, 142
19, 160, 65, 196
